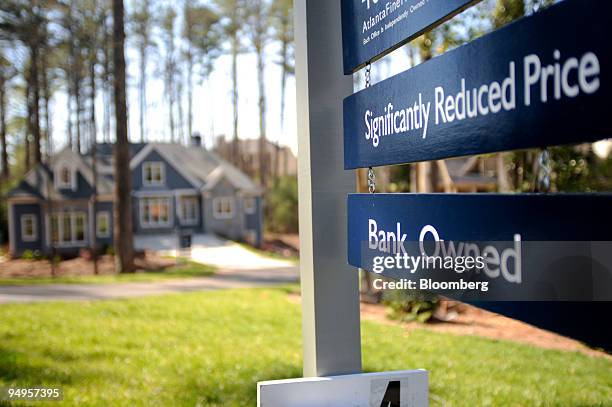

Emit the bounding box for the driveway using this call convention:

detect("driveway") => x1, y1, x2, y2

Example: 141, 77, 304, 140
0, 235, 299, 303
135, 234, 295, 271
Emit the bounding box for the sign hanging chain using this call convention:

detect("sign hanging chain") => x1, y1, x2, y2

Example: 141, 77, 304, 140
365, 62, 376, 193
534, 0, 549, 193
537, 148, 551, 192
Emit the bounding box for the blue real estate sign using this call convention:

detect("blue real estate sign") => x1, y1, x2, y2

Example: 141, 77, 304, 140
343, 0, 612, 169
341, 0, 479, 74
347, 193, 612, 301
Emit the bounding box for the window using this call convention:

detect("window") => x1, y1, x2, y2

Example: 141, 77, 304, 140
140, 197, 172, 228
142, 162, 165, 186
243, 197, 256, 214
96, 212, 111, 238
213, 197, 235, 220
21, 214, 37, 242
55, 166, 75, 189
49, 212, 87, 246
179, 196, 199, 225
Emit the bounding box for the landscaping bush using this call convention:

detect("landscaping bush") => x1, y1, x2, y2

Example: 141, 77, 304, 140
21, 249, 46, 261
265, 175, 298, 233
382, 289, 439, 323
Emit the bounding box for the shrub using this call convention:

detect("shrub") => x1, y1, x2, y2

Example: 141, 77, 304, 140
21, 249, 35, 261
265, 176, 299, 234
382, 289, 439, 323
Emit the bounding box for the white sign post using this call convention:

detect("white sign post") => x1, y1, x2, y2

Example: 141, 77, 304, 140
256, 1, 429, 405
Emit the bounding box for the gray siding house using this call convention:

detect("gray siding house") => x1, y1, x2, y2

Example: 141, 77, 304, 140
6, 140, 263, 257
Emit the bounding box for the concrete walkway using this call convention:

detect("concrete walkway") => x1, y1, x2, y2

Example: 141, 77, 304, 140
0, 267, 299, 303
135, 234, 295, 270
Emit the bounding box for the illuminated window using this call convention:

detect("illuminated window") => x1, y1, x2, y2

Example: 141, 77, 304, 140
140, 197, 172, 227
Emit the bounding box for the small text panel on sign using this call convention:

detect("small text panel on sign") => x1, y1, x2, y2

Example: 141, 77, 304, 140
257, 370, 428, 407
343, 0, 612, 169
341, 0, 480, 74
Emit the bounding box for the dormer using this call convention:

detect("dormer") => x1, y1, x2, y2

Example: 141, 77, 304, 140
55, 164, 77, 190
142, 161, 165, 187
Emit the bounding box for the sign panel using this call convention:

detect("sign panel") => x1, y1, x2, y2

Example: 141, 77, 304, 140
341, 0, 479, 74
347, 193, 612, 301
344, 0, 612, 169
258, 370, 428, 407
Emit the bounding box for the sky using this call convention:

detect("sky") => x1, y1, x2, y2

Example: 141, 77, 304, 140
47, 40, 298, 154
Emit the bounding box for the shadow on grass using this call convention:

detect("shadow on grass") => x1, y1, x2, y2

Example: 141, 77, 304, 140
177, 361, 302, 406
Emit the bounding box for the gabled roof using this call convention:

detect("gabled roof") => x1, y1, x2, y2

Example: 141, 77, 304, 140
129, 143, 262, 194
7, 142, 262, 201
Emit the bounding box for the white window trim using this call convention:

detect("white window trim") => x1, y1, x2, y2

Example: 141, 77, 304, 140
243, 197, 257, 215
142, 162, 165, 187
179, 196, 199, 225
213, 197, 235, 220
96, 212, 111, 238
55, 165, 76, 190
48, 212, 88, 247
20, 214, 38, 242
140, 197, 173, 228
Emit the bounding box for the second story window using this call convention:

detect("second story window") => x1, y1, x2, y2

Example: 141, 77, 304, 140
56, 166, 75, 190
143, 162, 165, 186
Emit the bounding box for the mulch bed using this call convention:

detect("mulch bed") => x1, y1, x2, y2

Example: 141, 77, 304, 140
0, 253, 175, 278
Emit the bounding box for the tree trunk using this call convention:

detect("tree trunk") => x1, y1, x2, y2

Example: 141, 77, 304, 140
75, 77, 82, 154
139, 44, 146, 143
67, 82, 73, 149
496, 153, 513, 192
416, 162, 433, 192
279, 37, 288, 132
257, 44, 267, 188
25, 74, 33, 171
90, 53, 99, 275
167, 83, 175, 142
112, 0, 135, 273
231, 35, 239, 166
435, 160, 455, 192
29, 45, 42, 165
102, 13, 112, 143
176, 69, 184, 144
0, 77, 9, 180
187, 53, 193, 141
41, 51, 52, 161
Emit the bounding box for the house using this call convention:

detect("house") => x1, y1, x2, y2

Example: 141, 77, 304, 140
5, 138, 263, 257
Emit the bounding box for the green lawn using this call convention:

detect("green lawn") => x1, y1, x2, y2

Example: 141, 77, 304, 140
0, 260, 215, 286
0, 288, 610, 406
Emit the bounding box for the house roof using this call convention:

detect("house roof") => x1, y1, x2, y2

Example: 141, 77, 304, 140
7, 142, 262, 201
